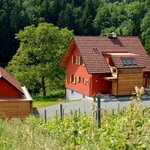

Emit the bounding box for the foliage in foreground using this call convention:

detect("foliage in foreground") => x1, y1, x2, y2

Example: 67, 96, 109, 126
0, 101, 149, 150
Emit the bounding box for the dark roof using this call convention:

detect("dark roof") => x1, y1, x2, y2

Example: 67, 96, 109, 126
0, 67, 23, 94
60, 36, 150, 73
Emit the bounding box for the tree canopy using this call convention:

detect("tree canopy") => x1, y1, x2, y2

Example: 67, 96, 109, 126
7, 23, 73, 96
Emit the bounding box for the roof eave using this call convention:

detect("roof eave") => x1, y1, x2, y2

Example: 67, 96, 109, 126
116, 66, 145, 69
89, 71, 111, 74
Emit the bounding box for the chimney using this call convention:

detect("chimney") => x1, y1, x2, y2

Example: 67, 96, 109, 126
107, 32, 117, 39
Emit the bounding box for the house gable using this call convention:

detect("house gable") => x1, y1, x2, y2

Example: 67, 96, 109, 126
65, 44, 92, 96
0, 67, 24, 98
0, 78, 21, 98
0, 67, 23, 94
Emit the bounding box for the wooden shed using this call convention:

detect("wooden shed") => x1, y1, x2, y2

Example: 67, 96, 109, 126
0, 67, 32, 118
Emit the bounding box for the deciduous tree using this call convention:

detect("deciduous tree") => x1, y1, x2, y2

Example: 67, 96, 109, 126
7, 23, 73, 96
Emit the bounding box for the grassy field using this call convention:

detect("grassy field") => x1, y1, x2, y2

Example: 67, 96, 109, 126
33, 99, 80, 108
0, 100, 149, 150
32, 89, 79, 108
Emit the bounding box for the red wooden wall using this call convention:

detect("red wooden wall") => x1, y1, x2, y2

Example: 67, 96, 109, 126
91, 74, 111, 96
66, 46, 92, 96
0, 79, 21, 98
65, 45, 112, 97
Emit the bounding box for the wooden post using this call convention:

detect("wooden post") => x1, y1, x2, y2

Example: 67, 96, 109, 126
44, 109, 47, 123
60, 104, 63, 121
75, 110, 77, 116
117, 103, 120, 113
97, 94, 101, 128
79, 108, 81, 116
112, 109, 114, 115
70, 110, 73, 116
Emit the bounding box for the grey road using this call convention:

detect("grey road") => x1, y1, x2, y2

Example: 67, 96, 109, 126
36, 97, 150, 119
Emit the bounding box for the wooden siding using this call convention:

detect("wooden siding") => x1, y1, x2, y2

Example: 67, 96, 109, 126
112, 80, 117, 95
91, 74, 111, 95
65, 45, 92, 96
0, 100, 32, 118
112, 68, 143, 96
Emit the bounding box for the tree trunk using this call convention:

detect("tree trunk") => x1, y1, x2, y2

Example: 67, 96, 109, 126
41, 76, 46, 97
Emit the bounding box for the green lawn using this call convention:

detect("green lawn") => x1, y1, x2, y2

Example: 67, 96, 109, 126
33, 97, 80, 108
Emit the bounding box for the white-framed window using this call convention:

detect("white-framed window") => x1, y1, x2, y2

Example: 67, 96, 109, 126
77, 76, 81, 83
78, 56, 84, 66
70, 75, 75, 83
72, 55, 78, 64
83, 78, 86, 84
83, 78, 88, 85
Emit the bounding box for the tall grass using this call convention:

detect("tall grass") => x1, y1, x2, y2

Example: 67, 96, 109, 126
0, 100, 149, 150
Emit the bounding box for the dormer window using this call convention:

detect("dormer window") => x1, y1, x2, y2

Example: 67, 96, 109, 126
121, 57, 137, 66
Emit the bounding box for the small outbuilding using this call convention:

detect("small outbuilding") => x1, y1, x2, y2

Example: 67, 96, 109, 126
0, 67, 32, 118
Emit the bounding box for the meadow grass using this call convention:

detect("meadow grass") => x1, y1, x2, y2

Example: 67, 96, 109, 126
0, 100, 149, 150
33, 99, 80, 108
33, 89, 80, 108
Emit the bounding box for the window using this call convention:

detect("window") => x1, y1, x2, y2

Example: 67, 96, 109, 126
130, 58, 137, 66
70, 75, 75, 83
83, 78, 88, 85
83, 78, 85, 84
77, 77, 81, 83
72, 56, 85, 66
71, 90, 74, 94
121, 57, 137, 66
78, 56, 82, 65
72, 56, 78, 64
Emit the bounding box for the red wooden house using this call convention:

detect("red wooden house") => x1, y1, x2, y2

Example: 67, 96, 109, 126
0, 67, 32, 118
60, 33, 150, 100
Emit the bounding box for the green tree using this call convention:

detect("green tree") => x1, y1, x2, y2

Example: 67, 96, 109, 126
94, 4, 112, 35
57, 3, 74, 29
7, 23, 73, 96
80, 0, 97, 35
125, 1, 147, 35
116, 19, 134, 36
141, 11, 150, 52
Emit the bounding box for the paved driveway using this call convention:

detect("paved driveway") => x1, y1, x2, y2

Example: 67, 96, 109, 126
36, 98, 150, 119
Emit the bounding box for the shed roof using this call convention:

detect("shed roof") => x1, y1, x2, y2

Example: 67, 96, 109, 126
60, 36, 150, 73
0, 67, 24, 94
